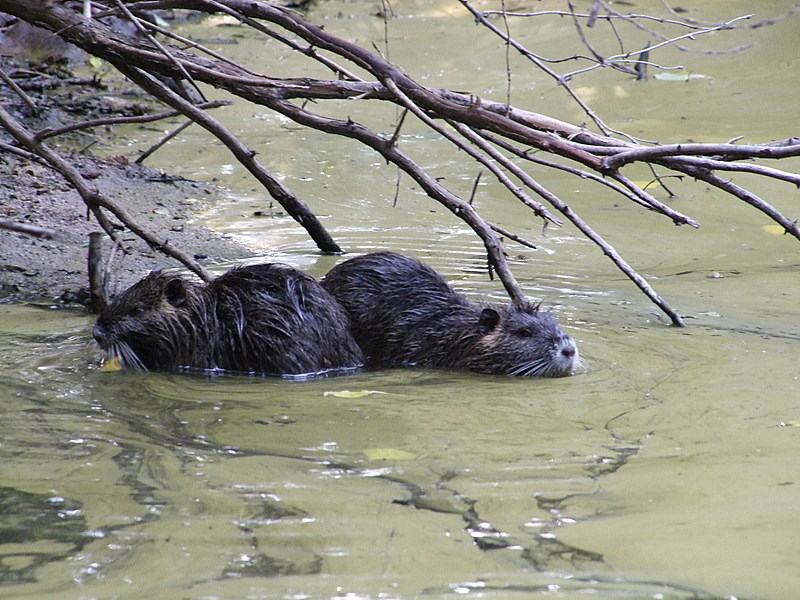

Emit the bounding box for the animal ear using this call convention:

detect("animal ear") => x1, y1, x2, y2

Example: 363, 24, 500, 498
478, 307, 500, 330
165, 278, 188, 307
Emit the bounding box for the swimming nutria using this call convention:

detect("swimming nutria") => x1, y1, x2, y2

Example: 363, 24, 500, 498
321, 252, 579, 377
93, 263, 364, 376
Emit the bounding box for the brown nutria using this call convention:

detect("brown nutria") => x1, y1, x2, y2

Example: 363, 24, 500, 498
321, 252, 579, 377
92, 263, 364, 377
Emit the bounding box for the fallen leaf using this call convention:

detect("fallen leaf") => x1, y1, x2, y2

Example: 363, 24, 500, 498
323, 389, 388, 398
364, 448, 416, 461
762, 225, 786, 235
101, 356, 121, 372
654, 72, 707, 81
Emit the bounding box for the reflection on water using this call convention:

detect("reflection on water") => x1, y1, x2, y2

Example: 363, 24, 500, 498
1, 299, 797, 599
3, 0, 800, 598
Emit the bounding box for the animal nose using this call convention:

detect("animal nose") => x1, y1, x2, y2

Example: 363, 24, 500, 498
92, 323, 104, 343
559, 335, 577, 358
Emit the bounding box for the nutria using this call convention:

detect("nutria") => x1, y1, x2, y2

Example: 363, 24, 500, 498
92, 263, 364, 376
321, 252, 579, 377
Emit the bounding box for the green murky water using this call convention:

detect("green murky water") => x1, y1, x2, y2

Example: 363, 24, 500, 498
2, 1, 799, 599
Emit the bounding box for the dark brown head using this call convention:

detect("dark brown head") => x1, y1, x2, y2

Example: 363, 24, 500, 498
465, 302, 580, 377
92, 271, 208, 371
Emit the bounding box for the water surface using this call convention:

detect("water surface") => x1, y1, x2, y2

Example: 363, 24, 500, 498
2, 1, 799, 599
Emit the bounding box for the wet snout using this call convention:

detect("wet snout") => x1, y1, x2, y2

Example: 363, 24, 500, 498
555, 333, 579, 372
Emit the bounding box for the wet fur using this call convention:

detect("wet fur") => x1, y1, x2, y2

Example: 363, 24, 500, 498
321, 252, 579, 377
93, 264, 364, 375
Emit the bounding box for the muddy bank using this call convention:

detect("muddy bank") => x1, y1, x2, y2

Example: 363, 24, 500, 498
0, 153, 254, 304
0, 50, 254, 304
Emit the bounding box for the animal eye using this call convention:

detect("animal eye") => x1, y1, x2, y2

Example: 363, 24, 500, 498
517, 327, 533, 338
125, 304, 146, 317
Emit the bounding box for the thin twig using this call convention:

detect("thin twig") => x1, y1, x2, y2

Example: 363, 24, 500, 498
473, 129, 698, 227
135, 118, 193, 164
567, 0, 638, 77
383, 78, 561, 226
666, 163, 800, 242
112, 0, 207, 102
489, 222, 538, 250
665, 156, 800, 185
458, 0, 615, 136
34, 100, 230, 140
560, 13, 754, 80
604, 1, 754, 54
468, 170, 483, 206
448, 120, 686, 326
0, 66, 37, 111
501, 0, 513, 109
0, 218, 61, 240
201, 0, 364, 81
261, 97, 529, 307
386, 107, 408, 149
603, 139, 800, 171
481, 9, 722, 29
116, 64, 343, 253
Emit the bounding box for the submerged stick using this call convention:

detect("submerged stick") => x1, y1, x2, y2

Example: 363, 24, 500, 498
87, 231, 108, 313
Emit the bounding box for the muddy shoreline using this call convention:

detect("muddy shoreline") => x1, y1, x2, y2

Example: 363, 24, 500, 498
0, 53, 255, 305
0, 153, 254, 304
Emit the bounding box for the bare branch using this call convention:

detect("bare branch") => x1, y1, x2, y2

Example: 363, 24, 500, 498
603, 140, 800, 171
457, 0, 616, 135
115, 64, 344, 254
670, 163, 800, 241
112, 0, 207, 101
0, 66, 37, 111
34, 100, 230, 141
267, 96, 529, 307
665, 156, 800, 186
380, 77, 559, 226
0, 105, 215, 282
449, 119, 686, 326
0, 218, 61, 240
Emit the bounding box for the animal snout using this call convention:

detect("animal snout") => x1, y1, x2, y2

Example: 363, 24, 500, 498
558, 335, 579, 363
92, 323, 105, 343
